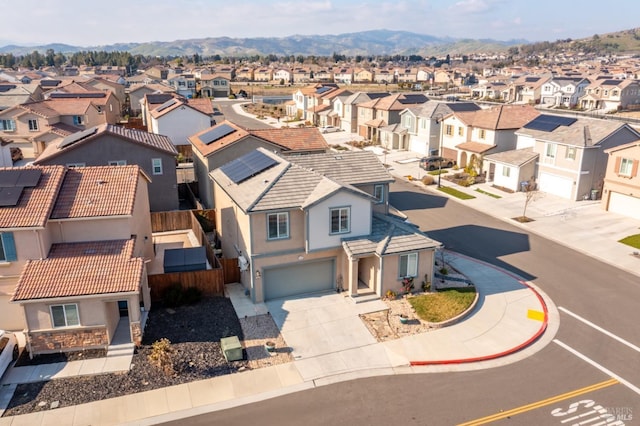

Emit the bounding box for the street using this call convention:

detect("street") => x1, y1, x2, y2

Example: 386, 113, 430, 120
164, 178, 640, 425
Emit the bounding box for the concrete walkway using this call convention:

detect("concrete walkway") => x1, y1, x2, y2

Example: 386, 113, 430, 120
0, 251, 556, 425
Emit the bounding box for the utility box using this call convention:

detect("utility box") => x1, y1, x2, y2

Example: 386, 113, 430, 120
220, 336, 243, 362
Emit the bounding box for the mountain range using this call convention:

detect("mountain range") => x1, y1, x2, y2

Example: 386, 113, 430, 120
0, 30, 525, 57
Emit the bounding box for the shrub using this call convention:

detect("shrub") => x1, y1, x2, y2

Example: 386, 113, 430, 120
421, 175, 435, 185
148, 338, 175, 376
401, 277, 415, 294
385, 289, 397, 300
162, 284, 202, 307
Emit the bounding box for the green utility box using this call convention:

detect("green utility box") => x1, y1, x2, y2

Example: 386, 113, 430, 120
220, 336, 243, 361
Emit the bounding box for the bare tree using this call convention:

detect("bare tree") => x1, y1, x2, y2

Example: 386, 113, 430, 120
520, 178, 538, 221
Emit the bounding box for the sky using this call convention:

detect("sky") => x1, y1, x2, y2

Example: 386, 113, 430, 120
2, 0, 640, 47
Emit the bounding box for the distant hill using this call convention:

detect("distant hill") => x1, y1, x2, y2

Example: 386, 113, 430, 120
0, 30, 522, 57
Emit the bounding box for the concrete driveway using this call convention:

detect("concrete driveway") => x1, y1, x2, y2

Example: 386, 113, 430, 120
265, 291, 386, 361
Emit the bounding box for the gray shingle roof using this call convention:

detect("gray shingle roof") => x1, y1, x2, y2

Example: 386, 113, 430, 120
516, 117, 637, 147
484, 148, 538, 167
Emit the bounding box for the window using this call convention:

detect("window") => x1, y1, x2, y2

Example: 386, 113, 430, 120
458, 127, 464, 136
50, 304, 80, 328
0, 232, 17, 262
267, 212, 289, 240
399, 253, 418, 278
66, 162, 86, 168
72, 115, 83, 126
479, 129, 486, 139
566, 147, 576, 160
330, 207, 350, 234
502, 166, 510, 177
0, 119, 15, 131
619, 158, 634, 176
545, 143, 556, 159
28, 119, 38, 131
404, 116, 412, 128
108, 160, 127, 166
444, 124, 453, 136
152, 158, 163, 175
374, 184, 384, 203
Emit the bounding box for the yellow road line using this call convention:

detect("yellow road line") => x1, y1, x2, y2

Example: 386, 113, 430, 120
458, 378, 619, 426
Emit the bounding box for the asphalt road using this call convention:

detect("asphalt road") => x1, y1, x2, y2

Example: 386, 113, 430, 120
214, 99, 274, 129
163, 137, 640, 426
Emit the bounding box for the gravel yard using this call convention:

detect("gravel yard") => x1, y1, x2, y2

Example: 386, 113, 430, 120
3, 296, 282, 417
360, 294, 435, 342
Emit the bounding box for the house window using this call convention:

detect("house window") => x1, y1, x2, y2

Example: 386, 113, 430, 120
479, 129, 486, 139
0, 119, 16, 131
502, 166, 510, 177
28, 119, 38, 131
404, 116, 412, 128
612, 90, 619, 96
545, 143, 557, 159
267, 212, 289, 240
399, 253, 418, 278
374, 184, 384, 203
108, 160, 127, 166
566, 147, 576, 160
619, 158, 634, 176
0, 232, 17, 262
66, 162, 86, 168
330, 207, 350, 234
458, 127, 464, 136
152, 158, 163, 175
444, 124, 453, 136
50, 303, 80, 328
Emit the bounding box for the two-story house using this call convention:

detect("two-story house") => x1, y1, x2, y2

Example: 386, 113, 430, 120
210, 148, 441, 303
339, 92, 390, 133
127, 83, 176, 116
514, 114, 640, 200
199, 75, 230, 98
33, 124, 179, 212
356, 93, 429, 143
148, 97, 215, 148
601, 140, 640, 219
539, 77, 590, 108
167, 74, 197, 99
1, 165, 153, 356
579, 78, 640, 112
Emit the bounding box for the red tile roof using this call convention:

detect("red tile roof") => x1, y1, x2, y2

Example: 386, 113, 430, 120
249, 127, 329, 152
50, 165, 143, 219
0, 166, 65, 229
455, 105, 540, 130
11, 239, 143, 301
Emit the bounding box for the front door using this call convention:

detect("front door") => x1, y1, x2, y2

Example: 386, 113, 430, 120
118, 300, 129, 318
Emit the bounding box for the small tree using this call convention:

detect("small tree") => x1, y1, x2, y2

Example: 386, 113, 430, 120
521, 178, 538, 220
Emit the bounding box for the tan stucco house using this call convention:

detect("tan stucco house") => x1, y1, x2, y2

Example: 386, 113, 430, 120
602, 140, 640, 219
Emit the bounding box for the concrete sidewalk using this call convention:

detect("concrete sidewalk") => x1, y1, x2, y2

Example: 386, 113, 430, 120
0, 252, 555, 425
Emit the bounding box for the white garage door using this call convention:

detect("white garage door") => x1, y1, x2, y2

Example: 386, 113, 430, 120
264, 259, 335, 301
538, 172, 573, 199
608, 192, 640, 220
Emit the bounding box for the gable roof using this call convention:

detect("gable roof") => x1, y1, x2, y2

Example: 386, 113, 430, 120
189, 120, 251, 157
35, 124, 177, 164
248, 127, 329, 152
11, 239, 143, 301
484, 147, 538, 167
149, 97, 210, 119
454, 104, 540, 130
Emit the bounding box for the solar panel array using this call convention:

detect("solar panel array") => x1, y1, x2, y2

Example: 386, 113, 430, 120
316, 87, 332, 94
50, 92, 106, 99
155, 99, 178, 113
59, 127, 98, 149
220, 150, 278, 184
199, 124, 236, 145
601, 79, 620, 86
523, 115, 577, 132
0, 169, 42, 207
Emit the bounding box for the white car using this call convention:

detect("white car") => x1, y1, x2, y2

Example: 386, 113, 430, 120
0, 330, 19, 379
320, 125, 341, 134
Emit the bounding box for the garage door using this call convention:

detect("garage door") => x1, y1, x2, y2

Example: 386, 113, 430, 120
608, 192, 640, 220
538, 172, 573, 199
264, 259, 334, 301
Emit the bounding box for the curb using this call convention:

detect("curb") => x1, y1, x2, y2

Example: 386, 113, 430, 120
410, 251, 549, 366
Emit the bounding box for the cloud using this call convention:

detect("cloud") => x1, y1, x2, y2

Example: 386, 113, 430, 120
453, 0, 491, 13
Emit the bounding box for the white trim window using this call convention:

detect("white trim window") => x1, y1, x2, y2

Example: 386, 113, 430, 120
50, 303, 80, 328
399, 253, 418, 278
267, 212, 289, 240
152, 158, 163, 175
28, 119, 39, 131
66, 162, 86, 168
544, 143, 557, 164
330, 207, 350, 234
502, 166, 510, 177
566, 146, 576, 160
619, 158, 633, 176
374, 184, 385, 203
108, 160, 127, 166
0, 119, 16, 131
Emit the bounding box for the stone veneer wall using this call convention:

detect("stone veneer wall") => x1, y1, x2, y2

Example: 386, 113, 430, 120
28, 327, 108, 355
130, 321, 142, 346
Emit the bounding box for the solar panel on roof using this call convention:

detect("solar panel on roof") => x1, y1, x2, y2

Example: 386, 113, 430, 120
155, 99, 178, 113
523, 115, 577, 132
15, 169, 42, 187
59, 127, 98, 149
0, 170, 21, 187
220, 150, 278, 184
0, 186, 24, 207
316, 87, 331, 94
601, 79, 619, 86
199, 124, 236, 145
525, 77, 540, 82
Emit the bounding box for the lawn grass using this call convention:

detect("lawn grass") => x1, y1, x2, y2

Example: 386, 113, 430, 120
437, 186, 476, 200
474, 188, 502, 199
618, 234, 640, 249
408, 288, 476, 323
428, 169, 448, 176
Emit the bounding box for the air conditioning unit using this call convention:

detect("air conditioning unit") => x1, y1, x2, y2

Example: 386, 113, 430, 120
238, 255, 249, 272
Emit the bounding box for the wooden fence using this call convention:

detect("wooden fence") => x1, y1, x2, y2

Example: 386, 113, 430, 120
148, 269, 225, 302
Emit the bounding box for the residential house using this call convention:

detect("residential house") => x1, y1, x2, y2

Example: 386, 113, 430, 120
373, 68, 394, 84
601, 140, 640, 220
43, 82, 122, 124
399, 101, 481, 156
189, 121, 329, 209
356, 93, 428, 143
539, 76, 590, 108
292, 68, 311, 83
167, 74, 197, 98
0, 83, 44, 111
504, 75, 552, 104
353, 68, 374, 83
396, 68, 418, 84
199, 75, 230, 98
313, 68, 333, 82
292, 83, 340, 121
514, 114, 640, 200
579, 78, 640, 112
441, 104, 539, 171
210, 148, 440, 303
334, 68, 353, 84
0, 165, 153, 356
416, 68, 433, 83
33, 124, 179, 212
273, 68, 292, 84
339, 92, 389, 133
148, 97, 215, 148
127, 83, 175, 116
235, 67, 254, 82
483, 148, 539, 192
144, 66, 169, 81
254, 68, 273, 82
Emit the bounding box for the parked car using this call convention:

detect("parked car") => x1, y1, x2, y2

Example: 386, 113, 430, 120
419, 156, 456, 171
320, 125, 341, 134
0, 330, 19, 379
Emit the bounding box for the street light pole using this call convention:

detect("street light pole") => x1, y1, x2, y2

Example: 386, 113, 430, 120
435, 113, 443, 188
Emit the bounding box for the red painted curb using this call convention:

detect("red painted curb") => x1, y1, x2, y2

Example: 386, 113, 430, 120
410, 251, 549, 366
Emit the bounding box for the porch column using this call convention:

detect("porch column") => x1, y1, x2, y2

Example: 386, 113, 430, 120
348, 257, 359, 297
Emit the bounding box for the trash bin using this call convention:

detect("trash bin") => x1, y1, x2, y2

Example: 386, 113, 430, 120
590, 189, 599, 200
